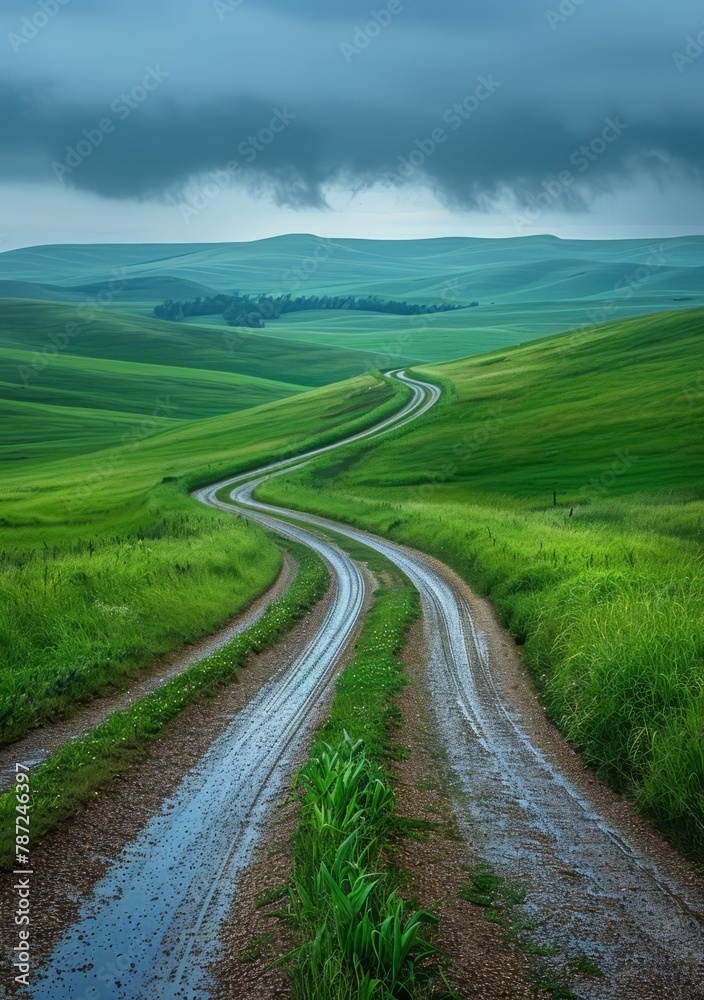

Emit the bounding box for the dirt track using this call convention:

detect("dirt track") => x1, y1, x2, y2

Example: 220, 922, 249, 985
211, 371, 704, 998
12, 371, 704, 998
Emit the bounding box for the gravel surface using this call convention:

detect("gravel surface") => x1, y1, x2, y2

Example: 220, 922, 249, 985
389, 619, 538, 999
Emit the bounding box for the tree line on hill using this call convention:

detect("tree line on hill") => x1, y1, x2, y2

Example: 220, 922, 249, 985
153, 292, 476, 327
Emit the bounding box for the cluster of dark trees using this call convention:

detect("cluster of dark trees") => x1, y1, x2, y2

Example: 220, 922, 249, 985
154, 292, 476, 327
154, 294, 232, 322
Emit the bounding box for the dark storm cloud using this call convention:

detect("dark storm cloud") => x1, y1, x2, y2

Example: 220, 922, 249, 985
0, 0, 702, 213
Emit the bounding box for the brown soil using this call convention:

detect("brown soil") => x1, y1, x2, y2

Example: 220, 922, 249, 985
389, 619, 539, 999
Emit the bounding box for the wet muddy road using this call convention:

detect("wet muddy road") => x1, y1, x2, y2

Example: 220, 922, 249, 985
216, 371, 704, 999
18, 371, 704, 998
15, 374, 433, 999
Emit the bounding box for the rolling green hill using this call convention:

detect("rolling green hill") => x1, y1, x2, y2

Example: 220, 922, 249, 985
0, 298, 398, 465
0, 276, 220, 304
0, 299, 384, 388
258, 307, 704, 856
1, 235, 703, 361
0, 371, 407, 744
297, 307, 704, 500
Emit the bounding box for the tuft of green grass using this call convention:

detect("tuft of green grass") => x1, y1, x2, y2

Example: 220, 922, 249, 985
459, 861, 584, 998
256, 885, 290, 910
458, 863, 527, 934
281, 739, 440, 1000
239, 933, 273, 963
568, 954, 603, 977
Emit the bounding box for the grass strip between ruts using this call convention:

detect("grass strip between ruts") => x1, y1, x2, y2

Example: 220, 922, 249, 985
277, 559, 456, 998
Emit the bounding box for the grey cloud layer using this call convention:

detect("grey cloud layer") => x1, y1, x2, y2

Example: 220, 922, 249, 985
0, 0, 702, 213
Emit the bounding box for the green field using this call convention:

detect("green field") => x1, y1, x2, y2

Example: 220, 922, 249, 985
0, 298, 399, 464
0, 373, 407, 744
257, 308, 704, 857
1, 236, 703, 857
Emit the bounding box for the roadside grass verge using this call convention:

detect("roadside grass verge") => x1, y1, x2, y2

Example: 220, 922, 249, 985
0, 543, 328, 869
0, 491, 281, 745
284, 739, 441, 1000
271, 554, 457, 998
0, 372, 410, 745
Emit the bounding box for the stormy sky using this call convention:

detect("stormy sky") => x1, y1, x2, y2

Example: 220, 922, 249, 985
1, 0, 703, 248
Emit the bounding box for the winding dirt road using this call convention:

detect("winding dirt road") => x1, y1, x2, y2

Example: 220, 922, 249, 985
21, 371, 704, 998
206, 371, 704, 998
20, 375, 434, 1000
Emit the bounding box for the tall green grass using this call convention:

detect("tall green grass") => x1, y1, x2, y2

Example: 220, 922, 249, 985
0, 543, 328, 868
258, 309, 704, 859
285, 741, 439, 1000
0, 491, 280, 744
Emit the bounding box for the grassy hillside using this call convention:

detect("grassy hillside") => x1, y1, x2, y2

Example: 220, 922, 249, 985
0, 276, 221, 304
1, 235, 703, 361
0, 395, 181, 466
0, 344, 310, 462
0, 373, 409, 744
0, 298, 397, 465
258, 308, 704, 857
0, 299, 382, 388
321, 307, 704, 498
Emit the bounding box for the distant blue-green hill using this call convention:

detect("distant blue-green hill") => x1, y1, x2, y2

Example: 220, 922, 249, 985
0, 235, 704, 360
1, 234, 702, 361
